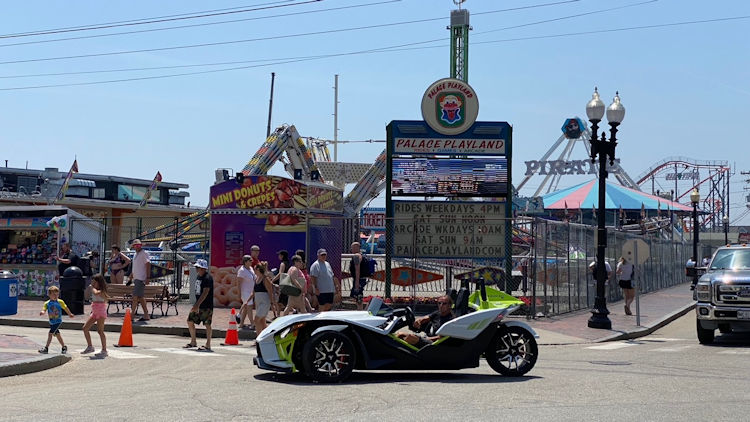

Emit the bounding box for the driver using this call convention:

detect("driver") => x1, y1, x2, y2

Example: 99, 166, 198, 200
396, 295, 454, 347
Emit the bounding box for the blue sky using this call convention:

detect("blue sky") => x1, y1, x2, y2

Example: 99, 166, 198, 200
1, 0, 748, 224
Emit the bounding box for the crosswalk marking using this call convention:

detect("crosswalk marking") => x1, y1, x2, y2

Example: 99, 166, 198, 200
640, 337, 689, 342
649, 345, 694, 353
214, 346, 256, 355
586, 342, 637, 350
717, 350, 750, 355
151, 347, 225, 357
107, 349, 156, 359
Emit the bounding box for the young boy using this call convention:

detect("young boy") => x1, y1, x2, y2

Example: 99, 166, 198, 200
39, 286, 74, 354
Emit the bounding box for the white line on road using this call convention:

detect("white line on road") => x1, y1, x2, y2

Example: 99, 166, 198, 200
214, 346, 256, 355
151, 348, 225, 357
649, 345, 694, 353
107, 349, 156, 359
717, 349, 750, 355
586, 342, 637, 350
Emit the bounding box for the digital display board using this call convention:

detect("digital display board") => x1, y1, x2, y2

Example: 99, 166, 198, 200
391, 158, 508, 197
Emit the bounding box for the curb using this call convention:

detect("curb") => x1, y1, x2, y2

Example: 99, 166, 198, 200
596, 302, 697, 342
0, 318, 257, 340
0, 354, 71, 378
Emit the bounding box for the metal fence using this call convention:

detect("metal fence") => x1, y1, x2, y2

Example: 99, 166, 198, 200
68, 214, 708, 315
525, 218, 697, 317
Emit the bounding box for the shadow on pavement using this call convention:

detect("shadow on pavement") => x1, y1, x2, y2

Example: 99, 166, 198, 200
254, 371, 540, 385
703, 332, 750, 347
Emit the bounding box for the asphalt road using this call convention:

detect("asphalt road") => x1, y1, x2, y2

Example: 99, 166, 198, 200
2, 313, 749, 422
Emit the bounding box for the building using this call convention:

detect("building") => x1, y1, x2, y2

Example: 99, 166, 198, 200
0, 165, 200, 246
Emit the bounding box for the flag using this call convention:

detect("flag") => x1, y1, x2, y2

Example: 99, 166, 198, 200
641, 202, 646, 220
46, 215, 68, 232
564, 201, 569, 218
657, 200, 662, 217
54, 159, 79, 203
139, 171, 163, 208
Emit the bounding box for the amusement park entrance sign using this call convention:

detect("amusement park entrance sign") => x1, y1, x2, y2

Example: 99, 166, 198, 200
391, 201, 505, 258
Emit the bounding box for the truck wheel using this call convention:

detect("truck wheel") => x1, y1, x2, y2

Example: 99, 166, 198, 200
486, 326, 538, 376
302, 331, 356, 383
696, 319, 715, 344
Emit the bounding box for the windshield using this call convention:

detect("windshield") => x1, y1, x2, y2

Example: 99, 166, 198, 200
366, 297, 393, 316
710, 249, 750, 270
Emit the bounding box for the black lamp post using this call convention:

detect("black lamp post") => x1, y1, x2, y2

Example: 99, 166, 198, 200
691, 188, 700, 284
723, 215, 729, 245
586, 88, 625, 330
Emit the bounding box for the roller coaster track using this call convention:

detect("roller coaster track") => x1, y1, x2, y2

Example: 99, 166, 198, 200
636, 156, 731, 230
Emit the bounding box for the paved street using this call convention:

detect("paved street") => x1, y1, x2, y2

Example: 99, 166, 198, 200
2, 313, 749, 421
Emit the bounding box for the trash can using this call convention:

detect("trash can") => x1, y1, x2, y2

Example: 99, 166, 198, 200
0, 270, 19, 316
59, 266, 85, 315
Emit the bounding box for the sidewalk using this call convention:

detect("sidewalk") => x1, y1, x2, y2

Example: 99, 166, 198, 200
0, 282, 696, 376
0, 333, 71, 377
524, 282, 696, 345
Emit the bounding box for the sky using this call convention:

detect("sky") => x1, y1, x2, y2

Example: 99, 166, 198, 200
1, 0, 748, 225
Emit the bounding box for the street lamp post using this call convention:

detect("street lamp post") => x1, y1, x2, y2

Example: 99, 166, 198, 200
723, 215, 729, 245
691, 189, 700, 285
586, 88, 625, 330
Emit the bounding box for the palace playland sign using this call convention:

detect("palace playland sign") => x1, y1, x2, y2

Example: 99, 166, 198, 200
421, 78, 479, 136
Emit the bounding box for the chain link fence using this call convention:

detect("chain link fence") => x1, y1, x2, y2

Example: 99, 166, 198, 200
525, 218, 699, 317
69, 214, 708, 316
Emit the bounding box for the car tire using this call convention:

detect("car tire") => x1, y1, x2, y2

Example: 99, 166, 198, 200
302, 331, 356, 383
486, 325, 538, 377
696, 319, 715, 344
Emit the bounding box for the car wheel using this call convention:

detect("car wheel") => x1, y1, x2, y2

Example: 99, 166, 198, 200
486, 326, 538, 377
302, 331, 356, 383
696, 319, 715, 344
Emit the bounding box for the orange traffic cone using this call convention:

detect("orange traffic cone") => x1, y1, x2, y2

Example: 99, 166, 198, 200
115, 308, 134, 347
221, 308, 240, 346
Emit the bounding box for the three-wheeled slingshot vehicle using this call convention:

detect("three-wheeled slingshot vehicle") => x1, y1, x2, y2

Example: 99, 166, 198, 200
253, 285, 539, 383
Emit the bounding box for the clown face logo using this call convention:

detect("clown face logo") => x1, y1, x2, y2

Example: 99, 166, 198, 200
437, 93, 465, 127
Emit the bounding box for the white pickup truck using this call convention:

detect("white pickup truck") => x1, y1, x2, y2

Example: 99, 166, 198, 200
695, 245, 750, 344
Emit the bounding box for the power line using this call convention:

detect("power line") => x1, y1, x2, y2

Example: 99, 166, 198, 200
473, 0, 657, 35
0, 0, 579, 65
0, 0, 401, 49
2, 13, 746, 91
0, 0, 314, 39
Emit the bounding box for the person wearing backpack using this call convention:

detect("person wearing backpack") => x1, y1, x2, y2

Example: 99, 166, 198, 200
349, 242, 371, 310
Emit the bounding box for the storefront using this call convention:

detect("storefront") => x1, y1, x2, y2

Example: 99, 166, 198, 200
209, 175, 344, 308
0, 206, 103, 297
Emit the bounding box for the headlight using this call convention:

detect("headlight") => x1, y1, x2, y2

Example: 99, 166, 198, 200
278, 323, 304, 339
696, 283, 711, 301
279, 327, 292, 339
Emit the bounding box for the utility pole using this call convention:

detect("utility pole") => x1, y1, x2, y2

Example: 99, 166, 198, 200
333, 74, 339, 161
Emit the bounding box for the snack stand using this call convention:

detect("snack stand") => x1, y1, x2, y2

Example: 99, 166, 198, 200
209, 175, 344, 308
0, 206, 103, 297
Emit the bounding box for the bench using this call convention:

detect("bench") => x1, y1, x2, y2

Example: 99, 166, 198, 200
107, 284, 179, 318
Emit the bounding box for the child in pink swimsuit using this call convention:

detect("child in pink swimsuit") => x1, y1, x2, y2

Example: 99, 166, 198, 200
82, 274, 110, 357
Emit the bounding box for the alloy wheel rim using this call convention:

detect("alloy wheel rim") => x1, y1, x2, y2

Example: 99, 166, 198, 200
312, 338, 350, 376
496, 331, 534, 371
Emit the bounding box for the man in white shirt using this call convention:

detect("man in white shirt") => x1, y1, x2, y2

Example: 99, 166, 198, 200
309, 249, 339, 312
129, 239, 151, 322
